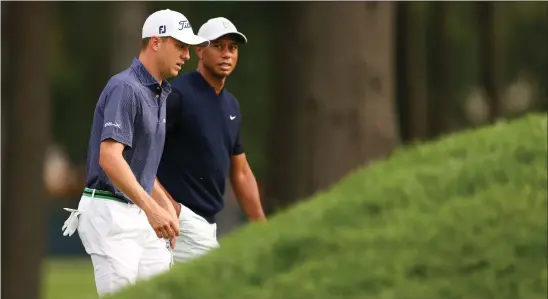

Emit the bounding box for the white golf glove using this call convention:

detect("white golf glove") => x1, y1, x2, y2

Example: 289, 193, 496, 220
62, 208, 82, 237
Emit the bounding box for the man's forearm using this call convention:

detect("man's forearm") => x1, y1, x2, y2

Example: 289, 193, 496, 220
99, 146, 155, 212
152, 178, 178, 218
231, 172, 266, 221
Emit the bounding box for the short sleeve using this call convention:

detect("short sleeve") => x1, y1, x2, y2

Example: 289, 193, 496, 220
231, 97, 245, 155
101, 83, 139, 148
166, 88, 182, 133
233, 119, 245, 155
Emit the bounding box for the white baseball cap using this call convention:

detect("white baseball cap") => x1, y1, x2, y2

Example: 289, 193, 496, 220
197, 17, 248, 44
142, 9, 209, 46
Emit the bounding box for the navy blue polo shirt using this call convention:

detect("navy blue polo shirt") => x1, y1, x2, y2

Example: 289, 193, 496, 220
157, 71, 244, 222
84, 58, 171, 202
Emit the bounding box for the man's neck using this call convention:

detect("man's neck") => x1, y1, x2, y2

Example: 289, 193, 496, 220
138, 53, 163, 84
197, 64, 226, 95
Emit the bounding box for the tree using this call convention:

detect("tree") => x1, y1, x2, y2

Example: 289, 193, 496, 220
265, 2, 400, 213
109, 2, 148, 73
397, 2, 429, 142
428, 2, 454, 137
477, 2, 502, 122
1, 2, 52, 299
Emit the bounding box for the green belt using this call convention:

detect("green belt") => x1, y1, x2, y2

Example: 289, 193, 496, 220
83, 187, 131, 204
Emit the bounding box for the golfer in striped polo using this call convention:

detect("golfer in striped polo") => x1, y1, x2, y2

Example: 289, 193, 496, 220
61, 9, 208, 296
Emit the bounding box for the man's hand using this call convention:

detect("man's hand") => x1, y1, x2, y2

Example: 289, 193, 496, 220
170, 237, 177, 249
145, 203, 179, 239
168, 196, 181, 249
168, 195, 180, 249
152, 178, 180, 229
151, 179, 180, 247
99, 140, 180, 235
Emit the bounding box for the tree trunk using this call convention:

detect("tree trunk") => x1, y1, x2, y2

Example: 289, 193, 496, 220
477, 2, 502, 122
428, 2, 453, 138
110, 2, 148, 73
265, 2, 400, 213
397, 2, 429, 142
1, 2, 52, 299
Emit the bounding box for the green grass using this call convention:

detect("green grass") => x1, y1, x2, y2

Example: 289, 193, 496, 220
42, 258, 95, 299
46, 114, 548, 299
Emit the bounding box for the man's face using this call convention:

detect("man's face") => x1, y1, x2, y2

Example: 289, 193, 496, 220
197, 35, 240, 78
156, 37, 191, 78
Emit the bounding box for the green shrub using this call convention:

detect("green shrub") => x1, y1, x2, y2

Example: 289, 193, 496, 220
110, 114, 547, 299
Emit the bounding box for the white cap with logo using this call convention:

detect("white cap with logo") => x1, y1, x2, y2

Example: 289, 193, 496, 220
197, 17, 248, 44
142, 9, 209, 46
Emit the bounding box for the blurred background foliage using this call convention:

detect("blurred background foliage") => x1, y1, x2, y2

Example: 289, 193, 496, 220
47, 2, 547, 178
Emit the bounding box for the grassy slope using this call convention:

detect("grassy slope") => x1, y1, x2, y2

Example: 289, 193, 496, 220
109, 114, 547, 299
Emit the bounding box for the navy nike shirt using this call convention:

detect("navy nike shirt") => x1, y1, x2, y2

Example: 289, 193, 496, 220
157, 71, 244, 223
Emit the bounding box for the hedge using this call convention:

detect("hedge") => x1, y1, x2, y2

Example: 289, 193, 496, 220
109, 113, 547, 299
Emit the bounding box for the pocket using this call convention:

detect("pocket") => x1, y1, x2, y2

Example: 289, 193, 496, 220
77, 200, 114, 255
79, 200, 140, 255
77, 195, 93, 211
102, 200, 140, 237
178, 204, 217, 246
178, 204, 206, 222
179, 205, 203, 228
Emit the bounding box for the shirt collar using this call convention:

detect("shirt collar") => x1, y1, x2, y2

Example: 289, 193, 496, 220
192, 70, 224, 96
130, 58, 172, 94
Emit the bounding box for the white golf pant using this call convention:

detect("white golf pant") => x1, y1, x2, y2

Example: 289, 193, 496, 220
76, 194, 171, 297
173, 203, 220, 263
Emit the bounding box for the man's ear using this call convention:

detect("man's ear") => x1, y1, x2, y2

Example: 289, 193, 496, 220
150, 36, 162, 51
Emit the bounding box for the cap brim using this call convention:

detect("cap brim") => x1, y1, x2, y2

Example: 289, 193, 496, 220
172, 33, 210, 47
227, 32, 248, 44
207, 31, 248, 44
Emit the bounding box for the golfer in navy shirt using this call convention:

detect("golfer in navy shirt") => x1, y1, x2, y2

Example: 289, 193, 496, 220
61, 9, 208, 296
157, 17, 266, 263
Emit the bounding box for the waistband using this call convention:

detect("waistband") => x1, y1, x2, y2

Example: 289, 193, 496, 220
184, 204, 216, 224
82, 187, 132, 204
203, 214, 216, 224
